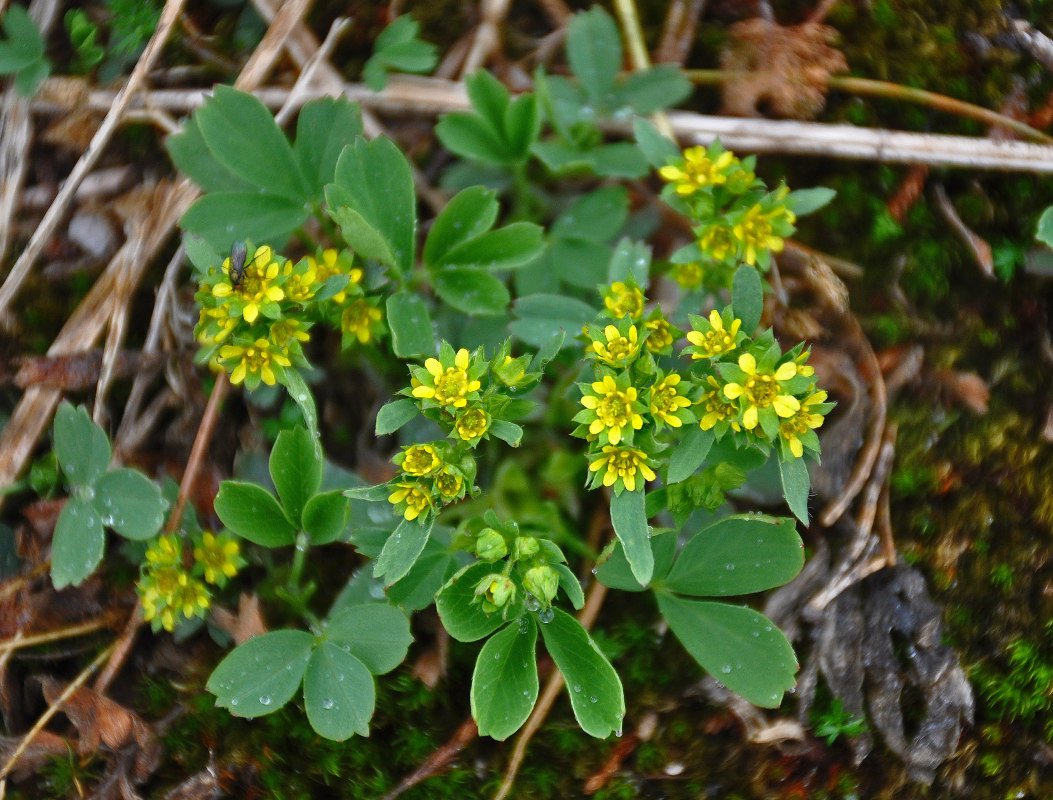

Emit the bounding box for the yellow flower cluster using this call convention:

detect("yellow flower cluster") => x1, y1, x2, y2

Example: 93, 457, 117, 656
194, 245, 383, 391
137, 530, 242, 632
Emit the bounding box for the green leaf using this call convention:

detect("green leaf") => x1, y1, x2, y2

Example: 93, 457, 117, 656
566, 7, 622, 102
436, 112, 513, 166
50, 498, 105, 589
732, 265, 764, 334
503, 93, 540, 160
553, 563, 585, 610
331, 136, 416, 273
437, 561, 518, 642
376, 399, 419, 436
542, 237, 610, 289
613, 65, 691, 114
489, 420, 523, 448
325, 191, 396, 267
374, 39, 438, 74
269, 426, 322, 526
325, 603, 412, 674
589, 143, 649, 178
179, 191, 309, 252
387, 547, 459, 612
196, 86, 311, 201
656, 594, 797, 707
54, 403, 111, 488
433, 267, 510, 316
551, 187, 629, 243
510, 293, 595, 349
207, 630, 314, 717
303, 642, 375, 740
607, 237, 651, 286
437, 223, 543, 271
364, 15, 437, 91
214, 481, 296, 547
667, 427, 714, 484
1038, 206, 1053, 248
91, 469, 165, 541
387, 292, 435, 357
538, 608, 624, 738
595, 531, 676, 593
374, 516, 434, 585
166, 117, 257, 195
663, 515, 803, 596
779, 456, 811, 525
0, 5, 44, 71
472, 618, 538, 740
787, 187, 836, 216
302, 491, 350, 546
293, 96, 363, 196
633, 118, 681, 168
14, 55, 48, 96
609, 488, 653, 586
282, 368, 318, 438
423, 186, 499, 266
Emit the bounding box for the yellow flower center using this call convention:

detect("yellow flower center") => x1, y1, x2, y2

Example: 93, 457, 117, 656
435, 368, 471, 404
743, 374, 780, 408
435, 470, 463, 498
404, 445, 440, 475
456, 408, 489, 440
597, 392, 632, 427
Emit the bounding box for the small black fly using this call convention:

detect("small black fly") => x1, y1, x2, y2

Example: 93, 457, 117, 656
228, 241, 248, 288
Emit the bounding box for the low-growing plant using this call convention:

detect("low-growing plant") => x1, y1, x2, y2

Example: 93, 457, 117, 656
0, 4, 50, 96
45, 3, 839, 757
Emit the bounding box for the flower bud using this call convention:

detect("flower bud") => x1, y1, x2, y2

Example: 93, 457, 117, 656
475, 528, 507, 562
513, 536, 539, 561
523, 565, 559, 606
474, 574, 516, 612
494, 354, 530, 388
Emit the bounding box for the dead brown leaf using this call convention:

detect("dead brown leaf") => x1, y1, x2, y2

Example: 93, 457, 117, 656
0, 730, 70, 780
211, 593, 267, 646
14, 350, 160, 390
720, 19, 847, 119
38, 676, 161, 781
933, 368, 990, 415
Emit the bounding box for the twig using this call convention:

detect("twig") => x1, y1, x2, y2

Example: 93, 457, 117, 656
818, 311, 887, 527
685, 70, 1053, 145
0, 643, 115, 780
612, 0, 676, 141
0, 0, 187, 326
491, 578, 610, 800
378, 719, 479, 800
0, 615, 120, 653
274, 17, 353, 127
656, 0, 706, 64
94, 374, 230, 694
461, 0, 512, 77
44, 77, 1053, 172
877, 481, 896, 567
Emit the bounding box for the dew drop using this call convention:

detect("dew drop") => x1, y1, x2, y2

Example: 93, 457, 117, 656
524, 594, 541, 612
259, 695, 271, 706
573, 684, 582, 693
720, 664, 732, 674
321, 698, 335, 710
230, 698, 239, 706
589, 696, 597, 703
725, 563, 735, 571
537, 607, 554, 624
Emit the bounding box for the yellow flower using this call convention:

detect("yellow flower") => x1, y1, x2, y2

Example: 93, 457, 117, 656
412, 348, 481, 409
434, 468, 464, 500
388, 481, 433, 521
312, 249, 362, 304
212, 246, 285, 323
645, 316, 674, 353
604, 282, 644, 319
341, 299, 383, 345
722, 353, 800, 430
686, 310, 742, 359
778, 390, 828, 458
402, 444, 442, 476
591, 324, 641, 366
588, 446, 656, 492
198, 304, 238, 344
283, 258, 319, 303
649, 373, 692, 427
698, 376, 741, 432
145, 532, 183, 568
659, 146, 737, 197
269, 318, 310, 351
674, 261, 704, 289
219, 338, 292, 386
455, 407, 490, 441
579, 374, 644, 445
138, 565, 211, 632
733, 205, 786, 266
698, 224, 737, 262
193, 531, 241, 585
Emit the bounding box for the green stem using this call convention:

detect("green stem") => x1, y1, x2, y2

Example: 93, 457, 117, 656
510, 163, 536, 221
684, 69, 1053, 145
289, 530, 310, 590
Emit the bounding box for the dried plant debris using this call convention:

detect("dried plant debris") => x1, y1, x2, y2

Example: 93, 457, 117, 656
720, 19, 847, 119
797, 563, 974, 783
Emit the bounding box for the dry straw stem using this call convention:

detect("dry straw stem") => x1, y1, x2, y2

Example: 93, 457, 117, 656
0, 0, 187, 326
35, 74, 1053, 172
